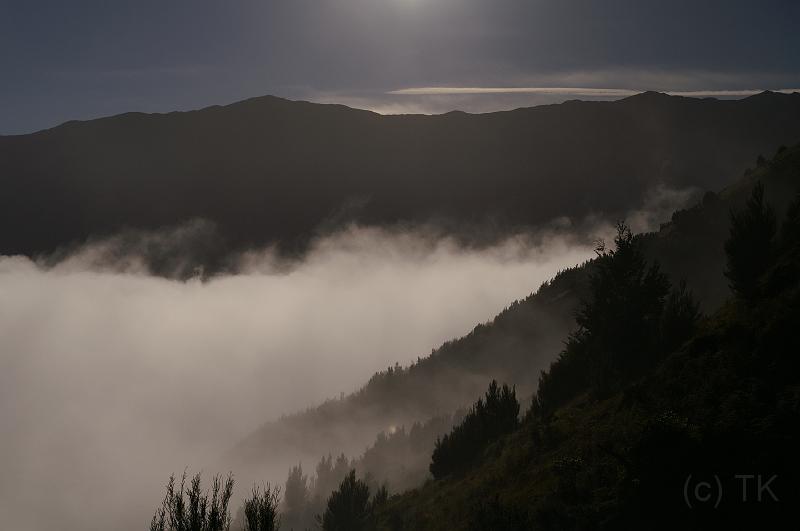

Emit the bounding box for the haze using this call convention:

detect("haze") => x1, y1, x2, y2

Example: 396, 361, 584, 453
0, 223, 601, 531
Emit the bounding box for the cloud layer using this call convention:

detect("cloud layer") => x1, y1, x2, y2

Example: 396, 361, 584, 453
0, 179, 702, 530
0, 225, 595, 531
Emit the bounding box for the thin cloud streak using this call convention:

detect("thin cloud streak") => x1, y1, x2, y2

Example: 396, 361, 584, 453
389, 87, 638, 97
388, 86, 800, 98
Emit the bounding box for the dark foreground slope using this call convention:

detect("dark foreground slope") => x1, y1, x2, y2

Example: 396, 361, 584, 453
374, 146, 800, 531
232, 146, 800, 492
3, 91, 800, 267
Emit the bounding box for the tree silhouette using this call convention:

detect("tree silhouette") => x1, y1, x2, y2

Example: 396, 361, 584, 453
284, 464, 307, 511
533, 340, 590, 419
725, 181, 777, 302
281, 464, 308, 530
430, 380, 519, 479
319, 471, 372, 531
243, 484, 281, 531
150, 471, 234, 531
576, 222, 670, 390
534, 222, 694, 416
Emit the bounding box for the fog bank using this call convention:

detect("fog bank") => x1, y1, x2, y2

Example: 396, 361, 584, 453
0, 224, 596, 531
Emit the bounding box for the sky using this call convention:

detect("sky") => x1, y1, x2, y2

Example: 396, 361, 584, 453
2, 0, 800, 134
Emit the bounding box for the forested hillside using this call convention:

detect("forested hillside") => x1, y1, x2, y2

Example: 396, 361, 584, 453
220, 147, 800, 523
372, 145, 800, 530
233, 146, 800, 520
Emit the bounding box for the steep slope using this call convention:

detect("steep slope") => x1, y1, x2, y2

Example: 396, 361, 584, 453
231, 145, 800, 488
3, 92, 800, 267
644, 142, 800, 309
374, 145, 800, 531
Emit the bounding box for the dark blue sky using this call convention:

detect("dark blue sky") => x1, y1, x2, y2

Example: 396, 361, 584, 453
2, 0, 799, 134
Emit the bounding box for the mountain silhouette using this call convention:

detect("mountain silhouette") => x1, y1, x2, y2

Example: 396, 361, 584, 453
2, 92, 800, 266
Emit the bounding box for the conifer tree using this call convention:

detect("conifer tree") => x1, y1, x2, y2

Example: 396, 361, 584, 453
319, 471, 371, 531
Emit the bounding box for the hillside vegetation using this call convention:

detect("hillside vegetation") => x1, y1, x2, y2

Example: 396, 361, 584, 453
372, 145, 800, 530
233, 145, 798, 484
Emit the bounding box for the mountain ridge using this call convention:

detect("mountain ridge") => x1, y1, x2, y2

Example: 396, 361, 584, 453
8, 90, 799, 137
4, 91, 800, 272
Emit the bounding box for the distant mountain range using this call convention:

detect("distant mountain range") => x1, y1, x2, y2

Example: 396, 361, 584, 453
2, 91, 800, 267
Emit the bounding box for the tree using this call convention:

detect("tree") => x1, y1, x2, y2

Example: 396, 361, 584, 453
150, 471, 234, 531
576, 223, 670, 389
282, 464, 308, 531
533, 339, 590, 418
243, 484, 281, 531
312, 453, 351, 504
284, 464, 308, 513
534, 222, 686, 416
725, 182, 777, 302
319, 471, 371, 531
430, 381, 519, 479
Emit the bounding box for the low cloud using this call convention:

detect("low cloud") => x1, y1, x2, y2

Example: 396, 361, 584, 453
0, 185, 697, 530
0, 224, 594, 531
625, 184, 702, 234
